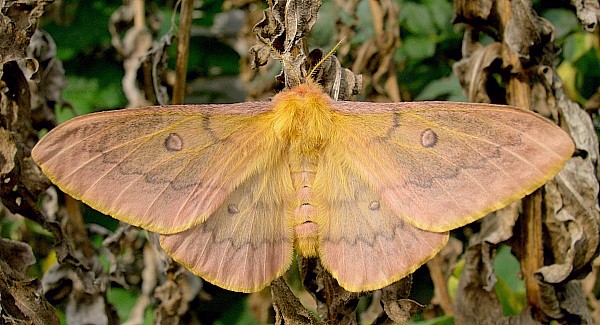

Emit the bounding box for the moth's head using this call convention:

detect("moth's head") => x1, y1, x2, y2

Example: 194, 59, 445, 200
271, 80, 326, 106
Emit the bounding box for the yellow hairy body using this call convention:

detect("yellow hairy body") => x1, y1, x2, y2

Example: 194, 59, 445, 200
272, 82, 336, 257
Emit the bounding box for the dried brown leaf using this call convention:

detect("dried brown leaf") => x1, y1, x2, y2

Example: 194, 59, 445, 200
0, 128, 17, 177
454, 240, 504, 324
109, 2, 170, 108
272, 278, 318, 325
248, 288, 275, 324
427, 237, 464, 315
380, 276, 423, 323
0, 3, 122, 323
0, 0, 52, 68
349, 0, 399, 100
297, 256, 361, 324
250, 0, 361, 99
570, 0, 599, 31
154, 259, 202, 323
0, 239, 58, 324
252, 0, 320, 54
453, 0, 599, 323
27, 29, 66, 122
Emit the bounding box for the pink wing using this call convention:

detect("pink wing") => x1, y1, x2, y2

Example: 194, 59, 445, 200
314, 156, 449, 292
314, 101, 572, 291
160, 157, 295, 292
329, 101, 574, 232
32, 104, 278, 234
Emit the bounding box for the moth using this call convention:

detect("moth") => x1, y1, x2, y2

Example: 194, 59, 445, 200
32, 79, 574, 293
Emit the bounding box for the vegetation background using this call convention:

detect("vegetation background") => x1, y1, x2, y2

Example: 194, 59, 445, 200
0, 0, 598, 324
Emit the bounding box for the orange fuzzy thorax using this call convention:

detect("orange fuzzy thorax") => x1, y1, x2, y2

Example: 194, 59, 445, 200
271, 83, 335, 257
271, 82, 334, 157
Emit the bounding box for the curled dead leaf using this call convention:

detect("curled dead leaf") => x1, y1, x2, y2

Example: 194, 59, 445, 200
570, 0, 599, 31
250, 0, 360, 99
0, 238, 59, 324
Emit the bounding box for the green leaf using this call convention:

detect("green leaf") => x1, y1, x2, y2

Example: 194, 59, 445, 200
563, 33, 593, 62
108, 287, 153, 325
193, 0, 226, 27
59, 76, 124, 122
213, 297, 259, 325
352, 0, 375, 44
425, 0, 454, 32
401, 36, 437, 61
407, 315, 454, 325
41, 0, 118, 61
416, 75, 465, 101
400, 1, 436, 36
310, 0, 336, 47
494, 277, 526, 316
542, 9, 579, 40
573, 47, 600, 99
494, 246, 524, 293
493, 246, 525, 316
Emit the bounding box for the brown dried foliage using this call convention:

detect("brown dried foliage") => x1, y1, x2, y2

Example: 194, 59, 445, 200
452, 0, 599, 324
